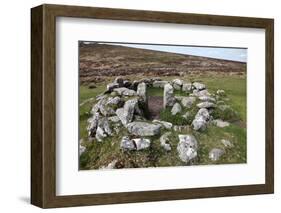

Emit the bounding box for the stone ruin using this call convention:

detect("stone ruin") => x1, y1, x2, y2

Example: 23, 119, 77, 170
83, 77, 237, 167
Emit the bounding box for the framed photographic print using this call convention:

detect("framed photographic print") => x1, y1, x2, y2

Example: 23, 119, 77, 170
31, 4, 274, 208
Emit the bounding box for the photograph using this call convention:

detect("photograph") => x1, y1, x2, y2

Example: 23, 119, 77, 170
78, 41, 247, 170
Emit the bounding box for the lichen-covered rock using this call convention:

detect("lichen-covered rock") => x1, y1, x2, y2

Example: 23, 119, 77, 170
209, 148, 225, 161
173, 125, 190, 132
106, 96, 122, 107
213, 119, 230, 128
163, 83, 175, 109
216, 89, 225, 96
113, 87, 137, 96
132, 138, 151, 150
193, 82, 206, 90
181, 97, 196, 108
108, 116, 120, 123
137, 82, 147, 105
197, 101, 216, 109
171, 102, 182, 115
153, 80, 169, 88
177, 134, 198, 163
126, 122, 161, 136
182, 82, 192, 92
198, 96, 216, 102
120, 136, 136, 150
79, 144, 86, 156
160, 132, 172, 151
192, 108, 210, 131
116, 99, 138, 126
95, 117, 113, 142
152, 119, 173, 130
172, 79, 183, 90
87, 112, 100, 137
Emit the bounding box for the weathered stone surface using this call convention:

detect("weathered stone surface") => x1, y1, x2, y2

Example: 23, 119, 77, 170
106, 96, 122, 107
163, 83, 175, 108
160, 132, 172, 151
106, 82, 119, 92
221, 139, 233, 148
197, 101, 216, 109
152, 120, 173, 130
113, 87, 137, 96
79, 143, 86, 156
120, 136, 136, 150
182, 111, 191, 120
123, 80, 131, 88
116, 99, 138, 126
137, 82, 147, 105
173, 125, 190, 132
153, 80, 169, 88
192, 108, 210, 131
108, 116, 120, 123
181, 97, 196, 108
193, 82, 206, 90
126, 122, 161, 136
182, 82, 192, 92
213, 119, 230, 128
87, 112, 100, 137
114, 77, 124, 87
198, 96, 216, 102
95, 117, 113, 142
177, 135, 198, 163
132, 138, 151, 150
171, 103, 182, 115
209, 148, 225, 161
172, 79, 183, 90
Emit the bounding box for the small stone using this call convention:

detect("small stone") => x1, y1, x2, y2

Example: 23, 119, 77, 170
221, 139, 233, 148
197, 101, 216, 109
153, 80, 169, 88
171, 103, 182, 115
152, 120, 173, 130
177, 134, 198, 163
88, 83, 96, 89
181, 97, 196, 108
100, 160, 118, 170
213, 119, 230, 128
132, 138, 151, 150
192, 108, 210, 131
217, 89, 225, 96
209, 148, 225, 161
193, 82, 206, 90
106, 82, 119, 92
120, 136, 136, 150
172, 79, 183, 90
114, 77, 124, 87
95, 117, 113, 142
182, 83, 192, 92
173, 125, 190, 132
160, 132, 172, 151
113, 87, 137, 96
79, 144, 86, 155
116, 99, 138, 126
108, 116, 120, 123
198, 96, 216, 102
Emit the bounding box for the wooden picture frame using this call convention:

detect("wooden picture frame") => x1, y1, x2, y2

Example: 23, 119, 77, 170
31, 4, 274, 208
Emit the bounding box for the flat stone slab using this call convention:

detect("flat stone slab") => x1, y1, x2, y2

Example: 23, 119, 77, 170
126, 122, 161, 136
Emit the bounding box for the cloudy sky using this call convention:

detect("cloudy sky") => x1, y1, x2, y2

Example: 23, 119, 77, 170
84, 41, 247, 63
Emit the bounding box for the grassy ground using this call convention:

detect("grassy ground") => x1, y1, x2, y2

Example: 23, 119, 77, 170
79, 74, 246, 169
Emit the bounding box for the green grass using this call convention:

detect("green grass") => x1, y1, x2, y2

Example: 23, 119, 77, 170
79, 74, 247, 169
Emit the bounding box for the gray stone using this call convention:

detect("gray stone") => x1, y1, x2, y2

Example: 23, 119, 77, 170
160, 132, 172, 151
197, 101, 216, 109
193, 82, 206, 90
106, 96, 122, 106
108, 116, 120, 123
182, 111, 191, 120
173, 125, 190, 132
153, 80, 169, 88
113, 87, 137, 96
171, 103, 182, 115
192, 108, 210, 131
196, 108, 210, 121
209, 148, 225, 161
95, 117, 113, 142
217, 89, 225, 96
132, 138, 151, 150
87, 112, 100, 137
120, 136, 136, 150
123, 80, 131, 88
163, 83, 175, 108
213, 119, 230, 128
152, 120, 173, 130
79, 143, 86, 156
198, 95, 216, 102
182, 83, 192, 92
116, 99, 137, 126
172, 79, 183, 90
137, 82, 147, 105
181, 97, 196, 108
127, 122, 161, 136
177, 135, 198, 163
221, 139, 233, 148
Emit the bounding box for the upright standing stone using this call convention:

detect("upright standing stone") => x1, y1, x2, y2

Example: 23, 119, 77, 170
137, 82, 147, 106
163, 83, 175, 109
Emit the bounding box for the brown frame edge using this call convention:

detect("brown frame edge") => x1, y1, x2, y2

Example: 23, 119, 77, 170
31, 4, 274, 208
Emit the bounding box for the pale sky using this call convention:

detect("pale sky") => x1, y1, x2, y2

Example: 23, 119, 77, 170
83, 41, 247, 63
